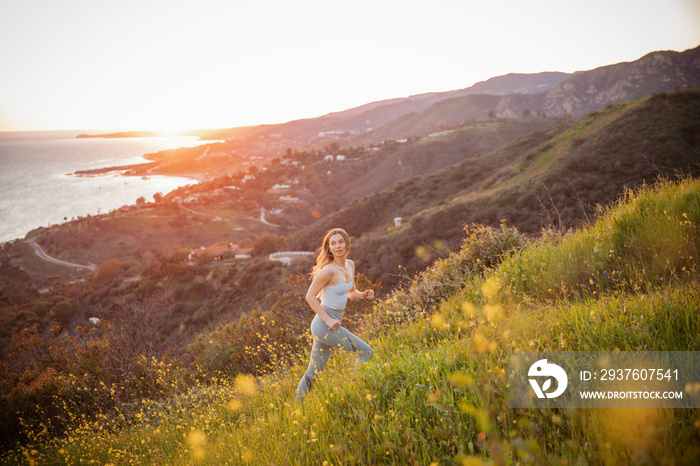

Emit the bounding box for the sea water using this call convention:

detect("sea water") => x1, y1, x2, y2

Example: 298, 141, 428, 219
0, 131, 214, 242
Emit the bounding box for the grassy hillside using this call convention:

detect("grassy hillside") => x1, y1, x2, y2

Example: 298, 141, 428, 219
329, 117, 566, 202
290, 88, 700, 288
3, 176, 698, 465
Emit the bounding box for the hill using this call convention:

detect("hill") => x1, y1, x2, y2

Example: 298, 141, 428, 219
98, 46, 699, 184
0, 116, 564, 361
191, 72, 571, 148
186, 46, 699, 154
3, 175, 698, 464
2, 48, 700, 462
340, 46, 700, 148
289, 88, 700, 287
1, 89, 697, 361
74, 46, 699, 185
319, 117, 566, 202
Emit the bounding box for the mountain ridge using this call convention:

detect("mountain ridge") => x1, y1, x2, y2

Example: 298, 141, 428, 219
84, 46, 699, 163
191, 46, 699, 151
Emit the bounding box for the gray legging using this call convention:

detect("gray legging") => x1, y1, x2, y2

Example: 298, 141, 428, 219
296, 306, 373, 400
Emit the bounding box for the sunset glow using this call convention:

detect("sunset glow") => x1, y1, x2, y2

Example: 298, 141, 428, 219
1, 0, 699, 132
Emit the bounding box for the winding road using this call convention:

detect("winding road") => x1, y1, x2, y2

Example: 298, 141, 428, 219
24, 237, 95, 271
258, 208, 278, 227
23, 205, 277, 271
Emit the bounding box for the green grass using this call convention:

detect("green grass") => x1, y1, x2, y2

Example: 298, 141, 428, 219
4, 177, 700, 465
491, 100, 643, 193
498, 176, 700, 301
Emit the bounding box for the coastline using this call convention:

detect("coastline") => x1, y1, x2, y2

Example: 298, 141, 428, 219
67, 162, 158, 177
67, 161, 210, 182
1, 135, 211, 243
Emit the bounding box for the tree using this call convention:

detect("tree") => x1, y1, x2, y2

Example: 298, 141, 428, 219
523, 108, 531, 118
488, 110, 497, 119
96, 259, 122, 283
51, 300, 77, 329
252, 234, 286, 256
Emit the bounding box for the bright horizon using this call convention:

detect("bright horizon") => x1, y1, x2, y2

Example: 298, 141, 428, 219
1, 0, 699, 133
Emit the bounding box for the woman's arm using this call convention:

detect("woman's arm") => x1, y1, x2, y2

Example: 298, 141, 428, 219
305, 267, 342, 329
347, 260, 375, 301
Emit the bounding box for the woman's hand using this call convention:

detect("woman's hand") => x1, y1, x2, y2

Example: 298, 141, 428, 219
325, 318, 342, 330
363, 290, 375, 300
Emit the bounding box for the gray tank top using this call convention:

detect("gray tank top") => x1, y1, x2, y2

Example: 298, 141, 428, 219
321, 266, 353, 310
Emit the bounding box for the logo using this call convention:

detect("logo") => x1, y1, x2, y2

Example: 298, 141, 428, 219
528, 359, 568, 398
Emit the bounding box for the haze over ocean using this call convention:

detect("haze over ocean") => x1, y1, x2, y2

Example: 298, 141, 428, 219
0, 132, 210, 242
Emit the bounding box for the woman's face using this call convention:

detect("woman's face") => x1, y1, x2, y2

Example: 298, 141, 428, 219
328, 233, 347, 257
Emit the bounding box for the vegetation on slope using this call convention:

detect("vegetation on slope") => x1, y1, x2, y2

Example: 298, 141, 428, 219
1, 90, 697, 402
4, 89, 694, 381
3, 176, 699, 465
291, 88, 700, 289
0, 114, 564, 364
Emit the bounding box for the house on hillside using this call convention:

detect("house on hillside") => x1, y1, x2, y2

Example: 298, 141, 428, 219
318, 130, 345, 138
281, 159, 302, 166
188, 242, 232, 262
187, 242, 252, 263
233, 247, 252, 259
269, 251, 315, 266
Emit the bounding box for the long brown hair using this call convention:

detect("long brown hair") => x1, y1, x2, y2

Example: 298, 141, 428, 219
311, 228, 351, 279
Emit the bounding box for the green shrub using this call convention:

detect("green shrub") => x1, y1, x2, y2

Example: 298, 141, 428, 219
372, 222, 525, 332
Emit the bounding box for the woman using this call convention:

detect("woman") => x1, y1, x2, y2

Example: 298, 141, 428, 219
296, 228, 374, 400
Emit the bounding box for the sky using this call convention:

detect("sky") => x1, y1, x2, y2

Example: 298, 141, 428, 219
1, 0, 699, 133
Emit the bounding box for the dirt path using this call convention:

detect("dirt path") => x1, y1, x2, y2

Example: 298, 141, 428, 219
178, 203, 222, 220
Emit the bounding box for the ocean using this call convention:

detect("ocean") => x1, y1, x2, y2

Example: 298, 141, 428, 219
0, 131, 215, 243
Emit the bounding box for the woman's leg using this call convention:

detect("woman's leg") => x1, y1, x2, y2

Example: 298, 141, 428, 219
338, 327, 373, 366
296, 317, 374, 400
315, 323, 373, 365
296, 315, 333, 400
296, 337, 332, 400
